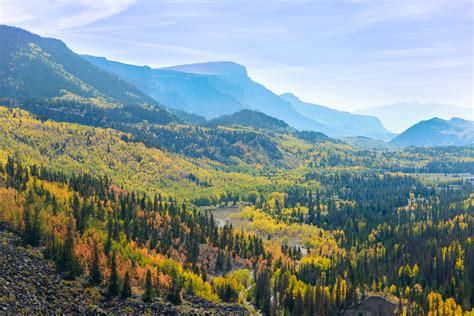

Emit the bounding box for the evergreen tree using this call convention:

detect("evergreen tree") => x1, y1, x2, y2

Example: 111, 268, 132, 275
57, 219, 81, 279
23, 203, 40, 247
108, 252, 120, 297
216, 250, 225, 272
89, 242, 102, 285
143, 269, 153, 302
294, 290, 304, 316
121, 271, 132, 299
167, 268, 182, 305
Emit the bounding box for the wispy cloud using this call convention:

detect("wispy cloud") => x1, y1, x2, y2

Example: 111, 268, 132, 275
0, 0, 137, 35
78, 33, 226, 61
64, 21, 177, 33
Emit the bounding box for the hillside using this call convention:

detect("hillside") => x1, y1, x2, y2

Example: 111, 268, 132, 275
0, 228, 244, 314
281, 93, 393, 140
0, 106, 283, 202
0, 26, 158, 107
356, 102, 473, 133
206, 109, 290, 132
391, 117, 474, 147
206, 110, 333, 145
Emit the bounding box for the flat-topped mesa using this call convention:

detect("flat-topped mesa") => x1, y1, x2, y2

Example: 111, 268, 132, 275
162, 61, 248, 77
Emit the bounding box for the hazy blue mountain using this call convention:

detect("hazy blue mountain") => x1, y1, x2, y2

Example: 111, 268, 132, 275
281, 93, 394, 140
83, 56, 336, 135
161, 61, 336, 134
356, 102, 473, 133
82, 56, 245, 118
391, 117, 474, 147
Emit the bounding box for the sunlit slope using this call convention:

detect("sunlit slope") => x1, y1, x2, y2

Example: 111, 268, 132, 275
0, 106, 282, 201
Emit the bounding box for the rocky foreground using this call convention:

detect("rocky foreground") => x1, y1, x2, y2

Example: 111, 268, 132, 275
0, 227, 247, 315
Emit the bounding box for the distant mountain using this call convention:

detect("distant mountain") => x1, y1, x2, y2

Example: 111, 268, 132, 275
81, 56, 245, 118
391, 117, 474, 147
83, 56, 335, 135
206, 109, 290, 132
280, 93, 394, 140
356, 102, 473, 133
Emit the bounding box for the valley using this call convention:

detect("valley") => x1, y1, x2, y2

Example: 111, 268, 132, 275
0, 105, 472, 314
0, 24, 472, 315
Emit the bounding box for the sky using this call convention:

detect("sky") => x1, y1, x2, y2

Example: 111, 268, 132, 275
1, 0, 472, 111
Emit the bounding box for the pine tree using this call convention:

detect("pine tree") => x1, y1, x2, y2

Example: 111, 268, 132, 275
89, 242, 102, 285
121, 271, 132, 299
57, 219, 81, 279
108, 252, 120, 297
142, 269, 153, 302
216, 250, 225, 272
105, 212, 113, 255
294, 290, 304, 316
167, 268, 182, 305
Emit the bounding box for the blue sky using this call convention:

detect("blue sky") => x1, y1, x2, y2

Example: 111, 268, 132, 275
1, 0, 472, 111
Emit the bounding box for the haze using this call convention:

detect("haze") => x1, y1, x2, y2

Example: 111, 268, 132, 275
1, 0, 472, 111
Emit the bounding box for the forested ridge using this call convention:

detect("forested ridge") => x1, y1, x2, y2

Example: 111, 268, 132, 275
0, 106, 473, 314
0, 25, 158, 107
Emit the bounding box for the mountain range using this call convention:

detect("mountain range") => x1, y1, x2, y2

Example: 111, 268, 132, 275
82, 55, 391, 138
1, 25, 472, 148
356, 102, 473, 133
281, 93, 394, 140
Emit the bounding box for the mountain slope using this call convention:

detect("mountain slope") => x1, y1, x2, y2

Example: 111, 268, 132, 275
281, 93, 393, 140
356, 102, 473, 133
0, 26, 159, 107
0, 25, 175, 126
391, 117, 474, 147
83, 56, 335, 135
